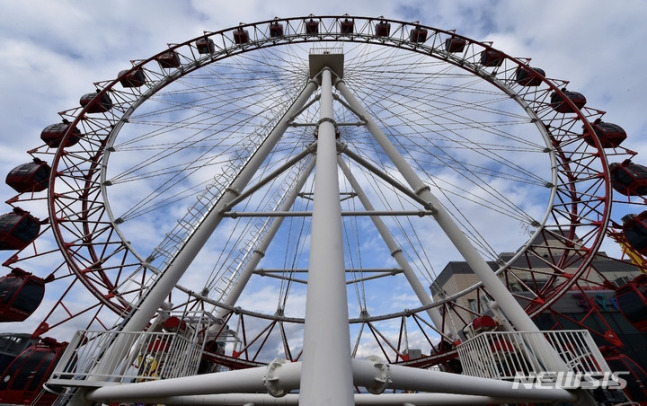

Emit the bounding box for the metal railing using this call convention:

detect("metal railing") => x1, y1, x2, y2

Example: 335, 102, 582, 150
49, 313, 214, 386
456, 329, 610, 381
50, 329, 204, 385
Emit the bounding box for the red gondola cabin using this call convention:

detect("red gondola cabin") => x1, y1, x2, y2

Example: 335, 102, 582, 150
480, 49, 504, 67
156, 51, 181, 68
0, 208, 40, 251
5, 159, 51, 193
445, 36, 466, 53
40, 121, 83, 148
305, 18, 319, 35
0, 338, 67, 406
610, 160, 647, 196
375, 21, 391, 37
340, 18, 354, 34
615, 274, 647, 332
582, 119, 627, 148
603, 347, 647, 403
196, 37, 215, 54
269, 21, 284, 38
118, 68, 146, 88
622, 212, 647, 256
163, 316, 187, 333
79, 90, 113, 113
0, 268, 45, 322
550, 89, 587, 113
233, 28, 249, 44
410, 26, 428, 43
515, 66, 545, 86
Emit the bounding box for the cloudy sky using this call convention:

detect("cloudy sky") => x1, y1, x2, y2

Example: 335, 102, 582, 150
3, 0, 647, 214
1, 0, 646, 352
2, 0, 647, 176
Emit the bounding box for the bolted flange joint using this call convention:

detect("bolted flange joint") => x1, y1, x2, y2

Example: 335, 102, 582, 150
263, 358, 289, 398
364, 355, 391, 394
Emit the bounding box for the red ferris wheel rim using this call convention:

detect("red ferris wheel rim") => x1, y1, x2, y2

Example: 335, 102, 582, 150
3, 16, 633, 366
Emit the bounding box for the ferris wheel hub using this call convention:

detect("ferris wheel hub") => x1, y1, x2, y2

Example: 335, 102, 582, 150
309, 47, 344, 79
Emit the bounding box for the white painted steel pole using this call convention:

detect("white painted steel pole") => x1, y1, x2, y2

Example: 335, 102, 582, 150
299, 68, 354, 405
351, 359, 578, 403
337, 157, 451, 338
86, 362, 301, 402
84, 357, 581, 405
85, 392, 574, 406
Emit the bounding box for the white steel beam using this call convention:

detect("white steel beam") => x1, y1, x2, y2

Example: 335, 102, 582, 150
86, 362, 300, 402
299, 67, 354, 405
84, 358, 581, 405
85, 392, 574, 406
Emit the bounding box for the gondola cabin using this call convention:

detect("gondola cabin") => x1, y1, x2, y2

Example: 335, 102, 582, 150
622, 211, 647, 256
0, 334, 36, 372
269, 21, 284, 38
79, 90, 113, 113
610, 160, 647, 196
410, 26, 428, 43
163, 316, 187, 333
480, 49, 504, 67
195, 37, 215, 54
40, 121, 83, 148
340, 18, 354, 34
582, 119, 627, 148
375, 20, 391, 37
472, 315, 497, 333
550, 89, 587, 113
615, 274, 647, 332
0, 338, 67, 406
0, 269, 45, 322
118, 68, 146, 88
305, 18, 319, 35
5, 159, 51, 193
0, 208, 40, 251
156, 51, 181, 68
445, 36, 467, 53
515, 66, 545, 86
233, 28, 249, 44
603, 347, 647, 403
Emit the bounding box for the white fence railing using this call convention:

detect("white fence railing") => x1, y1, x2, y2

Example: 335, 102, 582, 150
456, 330, 610, 381
48, 313, 215, 386
49, 329, 205, 385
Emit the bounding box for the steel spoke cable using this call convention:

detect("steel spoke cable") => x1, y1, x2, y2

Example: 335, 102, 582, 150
113, 88, 287, 221
357, 85, 547, 225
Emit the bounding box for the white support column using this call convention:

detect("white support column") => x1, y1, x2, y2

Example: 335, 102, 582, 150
299, 68, 354, 405
335, 80, 595, 406
83, 358, 583, 405
86, 362, 302, 402
337, 156, 452, 338
351, 359, 579, 403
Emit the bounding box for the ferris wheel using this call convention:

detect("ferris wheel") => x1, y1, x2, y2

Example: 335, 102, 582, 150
1, 14, 646, 405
